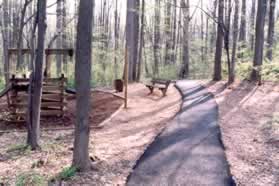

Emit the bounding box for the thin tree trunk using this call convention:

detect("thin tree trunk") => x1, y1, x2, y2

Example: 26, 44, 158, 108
164, 0, 172, 65
250, 0, 256, 51
126, 0, 140, 81
266, 0, 276, 61
210, 0, 218, 53
17, 0, 32, 71
171, 0, 177, 64
56, 0, 63, 76
1, 0, 10, 85
114, 0, 119, 79
213, 0, 224, 81
73, 0, 94, 171
251, 0, 268, 83
153, 0, 160, 76
229, 0, 240, 84
239, 0, 247, 42
179, 0, 190, 79
136, 0, 145, 81
26, 0, 47, 150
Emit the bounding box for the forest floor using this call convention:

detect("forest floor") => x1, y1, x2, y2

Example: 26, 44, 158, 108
0, 83, 181, 186
201, 80, 279, 186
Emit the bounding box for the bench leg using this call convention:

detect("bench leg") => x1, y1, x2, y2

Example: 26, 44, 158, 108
147, 86, 154, 94
160, 88, 167, 96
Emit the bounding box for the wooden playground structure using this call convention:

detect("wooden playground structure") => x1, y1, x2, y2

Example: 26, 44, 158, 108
0, 48, 74, 123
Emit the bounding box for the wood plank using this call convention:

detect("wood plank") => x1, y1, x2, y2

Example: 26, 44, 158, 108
11, 102, 67, 108
17, 110, 64, 117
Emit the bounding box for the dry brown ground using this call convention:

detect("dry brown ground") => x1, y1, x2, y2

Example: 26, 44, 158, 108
201, 80, 279, 186
0, 83, 181, 185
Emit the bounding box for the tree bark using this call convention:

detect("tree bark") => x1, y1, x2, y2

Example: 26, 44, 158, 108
56, 0, 63, 76
164, 0, 172, 65
251, 0, 268, 82
250, 0, 256, 51
114, 0, 119, 79
153, 0, 160, 76
16, 0, 32, 71
266, 0, 276, 61
179, 0, 190, 79
26, 0, 47, 150
239, 0, 247, 42
213, 0, 224, 81
170, 0, 177, 64
126, 0, 140, 81
73, 0, 94, 171
1, 0, 10, 85
136, 0, 145, 81
229, 0, 240, 84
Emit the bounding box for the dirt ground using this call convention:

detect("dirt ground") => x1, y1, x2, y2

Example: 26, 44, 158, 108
0, 91, 123, 131
0, 83, 181, 185
201, 80, 279, 186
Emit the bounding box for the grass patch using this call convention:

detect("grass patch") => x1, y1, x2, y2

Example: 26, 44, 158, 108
16, 172, 46, 186
6, 144, 30, 154
57, 166, 77, 181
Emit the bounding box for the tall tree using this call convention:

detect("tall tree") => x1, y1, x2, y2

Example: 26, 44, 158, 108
16, 0, 32, 71
73, 0, 94, 171
251, 0, 268, 82
210, 0, 218, 53
213, 0, 224, 81
26, 0, 47, 150
136, 0, 145, 81
266, 0, 276, 61
239, 0, 247, 42
1, 0, 10, 84
250, 0, 256, 50
164, 0, 172, 65
179, 0, 190, 79
230, 0, 240, 84
126, 0, 140, 81
171, 0, 177, 64
114, 0, 119, 79
153, 0, 161, 76
56, 0, 63, 76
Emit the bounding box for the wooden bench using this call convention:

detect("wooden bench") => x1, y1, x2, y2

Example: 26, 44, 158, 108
145, 79, 171, 96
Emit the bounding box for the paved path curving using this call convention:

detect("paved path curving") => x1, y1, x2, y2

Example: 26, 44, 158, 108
127, 81, 234, 186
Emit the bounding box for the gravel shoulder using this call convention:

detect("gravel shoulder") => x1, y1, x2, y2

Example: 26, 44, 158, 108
201, 80, 279, 186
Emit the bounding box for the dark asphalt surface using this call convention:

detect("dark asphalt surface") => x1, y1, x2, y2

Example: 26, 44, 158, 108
127, 81, 234, 186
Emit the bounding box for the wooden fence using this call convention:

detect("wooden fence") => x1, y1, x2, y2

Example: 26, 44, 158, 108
9, 75, 67, 122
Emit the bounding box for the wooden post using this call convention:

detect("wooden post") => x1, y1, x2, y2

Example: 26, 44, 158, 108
45, 53, 50, 77
124, 47, 129, 109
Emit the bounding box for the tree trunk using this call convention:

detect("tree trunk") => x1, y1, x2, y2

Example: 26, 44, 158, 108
1, 0, 10, 85
266, 0, 276, 61
239, 0, 247, 42
164, 0, 172, 65
126, 0, 140, 81
250, 0, 256, 51
16, 0, 32, 71
73, 0, 94, 172
251, 0, 268, 82
213, 0, 224, 81
136, 0, 145, 81
210, 0, 218, 53
114, 0, 119, 79
170, 0, 177, 64
229, 0, 240, 84
56, 0, 63, 76
179, 0, 190, 79
26, 0, 47, 150
153, 0, 160, 76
